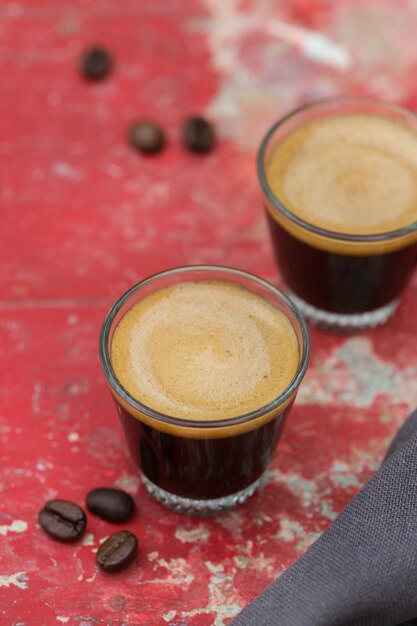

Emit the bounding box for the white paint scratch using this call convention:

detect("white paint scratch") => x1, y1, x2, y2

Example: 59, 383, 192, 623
299, 337, 417, 409
67, 381, 88, 396
114, 472, 140, 495
205, 561, 224, 574
175, 526, 210, 544
267, 21, 352, 70
85, 572, 97, 583
52, 161, 83, 181
93, 535, 109, 552
275, 518, 306, 543
81, 533, 94, 547
0, 520, 28, 536
203, 0, 351, 148
36, 458, 54, 471
146, 558, 194, 587
170, 561, 243, 625
56, 618, 70, 624
0, 572, 28, 589
181, 604, 240, 625
203, 0, 250, 72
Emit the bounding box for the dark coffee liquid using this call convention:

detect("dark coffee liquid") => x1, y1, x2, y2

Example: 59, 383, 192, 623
117, 399, 293, 500
267, 213, 417, 313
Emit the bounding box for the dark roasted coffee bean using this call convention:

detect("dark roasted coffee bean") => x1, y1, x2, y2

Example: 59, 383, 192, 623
182, 116, 215, 153
128, 120, 166, 154
86, 487, 135, 523
38, 499, 86, 542
96, 530, 138, 572
81, 47, 112, 81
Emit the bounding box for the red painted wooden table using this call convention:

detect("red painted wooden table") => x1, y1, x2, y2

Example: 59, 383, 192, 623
2, 1, 417, 624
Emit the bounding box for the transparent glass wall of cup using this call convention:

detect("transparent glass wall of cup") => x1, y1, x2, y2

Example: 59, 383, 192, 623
99, 266, 310, 515
258, 97, 417, 331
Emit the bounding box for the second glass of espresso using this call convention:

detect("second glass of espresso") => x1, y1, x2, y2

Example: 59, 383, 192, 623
258, 97, 417, 330
100, 266, 309, 515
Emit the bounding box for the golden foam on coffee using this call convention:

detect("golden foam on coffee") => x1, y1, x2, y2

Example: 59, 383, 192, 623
111, 281, 299, 422
267, 113, 417, 240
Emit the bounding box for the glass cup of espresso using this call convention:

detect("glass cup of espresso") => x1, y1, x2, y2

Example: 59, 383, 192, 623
99, 265, 309, 515
258, 97, 417, 330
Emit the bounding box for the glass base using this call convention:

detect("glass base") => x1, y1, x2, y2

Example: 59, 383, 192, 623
288, 292, 399, 331
140, 473, 265, 516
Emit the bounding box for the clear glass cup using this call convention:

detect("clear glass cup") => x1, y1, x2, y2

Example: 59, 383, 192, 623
258, 97, 417, 331
99, 265, 310, 515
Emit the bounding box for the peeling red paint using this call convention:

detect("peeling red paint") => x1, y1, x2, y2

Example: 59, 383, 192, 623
2, 0, 417, 624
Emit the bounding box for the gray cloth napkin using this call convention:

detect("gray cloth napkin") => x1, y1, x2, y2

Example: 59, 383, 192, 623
231, 410, 417, 626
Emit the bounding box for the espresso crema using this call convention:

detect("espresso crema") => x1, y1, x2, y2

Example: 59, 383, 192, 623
267, 113, 417, 236
111, 280, 299, 421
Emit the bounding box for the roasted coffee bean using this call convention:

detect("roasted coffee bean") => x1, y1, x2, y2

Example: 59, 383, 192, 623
81, 47, 112, 81
182, 116, 215, 153
128, 120, 166, 154
96, 530, 138, 572
86, 487, 135, 523
38, 499, 86, 542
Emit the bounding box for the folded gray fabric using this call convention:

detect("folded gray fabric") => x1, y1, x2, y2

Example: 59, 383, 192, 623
231, 410, 417, 626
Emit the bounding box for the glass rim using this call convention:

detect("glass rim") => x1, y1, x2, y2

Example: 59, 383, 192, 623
99, 264, 310, 431
257, 95, 417, 244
